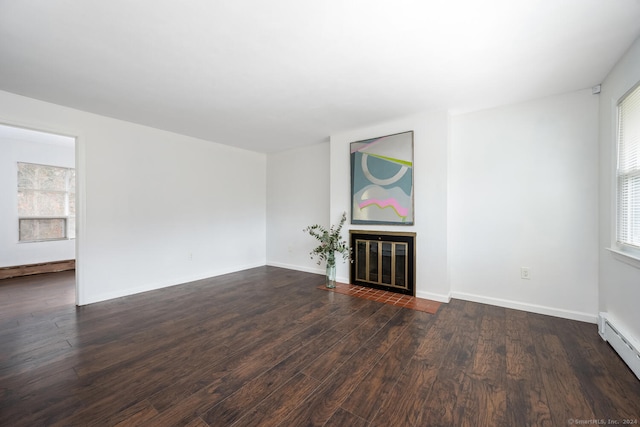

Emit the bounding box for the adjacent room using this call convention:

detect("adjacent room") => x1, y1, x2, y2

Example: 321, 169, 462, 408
1, 1, 639, 425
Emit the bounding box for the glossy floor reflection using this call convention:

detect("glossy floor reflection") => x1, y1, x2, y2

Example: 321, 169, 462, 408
318, 282, 441, 314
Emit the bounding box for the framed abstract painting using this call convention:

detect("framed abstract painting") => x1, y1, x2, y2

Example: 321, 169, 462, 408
350, 131, 414, 225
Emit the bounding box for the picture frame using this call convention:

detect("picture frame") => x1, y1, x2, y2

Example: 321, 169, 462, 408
350, 131, 414, 225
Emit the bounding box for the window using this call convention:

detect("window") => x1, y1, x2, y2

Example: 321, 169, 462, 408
616, 82, 640, 250
17, 162, 75, 242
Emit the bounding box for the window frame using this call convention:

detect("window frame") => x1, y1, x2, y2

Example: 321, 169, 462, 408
613, 81, 640, 265
17, 162, 76, 243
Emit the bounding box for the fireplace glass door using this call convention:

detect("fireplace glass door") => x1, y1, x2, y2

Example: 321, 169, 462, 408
350, 231, 415, 296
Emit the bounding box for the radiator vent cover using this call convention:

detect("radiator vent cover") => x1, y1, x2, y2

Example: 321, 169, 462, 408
598, 312, 640, 380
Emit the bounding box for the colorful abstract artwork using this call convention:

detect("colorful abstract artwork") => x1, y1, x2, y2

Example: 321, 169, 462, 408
350, 131, 414, 225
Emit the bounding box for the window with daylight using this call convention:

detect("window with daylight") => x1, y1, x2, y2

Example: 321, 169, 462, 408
17, 162, 76, 242
617, 82, 640, 251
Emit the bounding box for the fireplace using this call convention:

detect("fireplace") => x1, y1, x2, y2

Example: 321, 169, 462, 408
349, 230, 416, 296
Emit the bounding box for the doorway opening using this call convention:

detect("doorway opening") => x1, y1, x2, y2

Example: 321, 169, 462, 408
0, 123, 79, 305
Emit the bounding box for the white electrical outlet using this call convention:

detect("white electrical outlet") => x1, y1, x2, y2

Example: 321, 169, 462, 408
521, 267, 531, 280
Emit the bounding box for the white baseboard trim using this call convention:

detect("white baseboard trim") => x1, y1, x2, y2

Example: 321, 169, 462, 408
267, 262, 355, 283
80, 262, 266, 305
451, 291, 597, 323
416, 290, 451, 303
267, 261, 323, 275
269, 263, 453, 302
598, 312, 640, 380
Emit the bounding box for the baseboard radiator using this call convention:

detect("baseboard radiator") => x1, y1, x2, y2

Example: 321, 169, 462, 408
0, 259, 75, 280
598, 312, 640, 380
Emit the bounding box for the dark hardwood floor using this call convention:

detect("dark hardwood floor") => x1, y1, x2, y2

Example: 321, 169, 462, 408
0, 267, 638, 426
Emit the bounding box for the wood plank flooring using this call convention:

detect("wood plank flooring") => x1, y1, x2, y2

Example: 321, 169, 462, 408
0, 266, 638, 426
317, 282, 441, 314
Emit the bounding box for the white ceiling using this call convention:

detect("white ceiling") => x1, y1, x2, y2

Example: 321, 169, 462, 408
1, 0, 639, 153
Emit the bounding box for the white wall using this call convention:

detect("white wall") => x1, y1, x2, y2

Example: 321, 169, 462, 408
449, 89, 600, 322
0, 90, 266, 305
263, 91, 602, 323
329, 111, 451, 302
598, 36, 640, 341
266, 142, 330, 273
0, 133, 76, 267
0, 72, 611, 328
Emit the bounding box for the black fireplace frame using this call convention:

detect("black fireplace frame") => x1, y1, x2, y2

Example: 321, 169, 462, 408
349, 230, 416, 296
